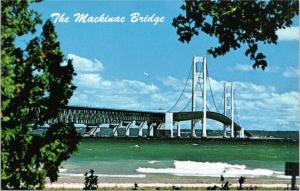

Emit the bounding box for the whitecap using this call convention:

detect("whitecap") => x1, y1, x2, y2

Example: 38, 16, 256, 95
59, 173, 146, 178
148, 160, 160, 164
136, 161, 284, 178
59, 168, 67, 173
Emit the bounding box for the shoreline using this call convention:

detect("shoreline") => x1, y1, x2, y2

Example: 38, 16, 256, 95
47, 176, 299, 189
80, 136, 299, 143
46, 182, 297, 189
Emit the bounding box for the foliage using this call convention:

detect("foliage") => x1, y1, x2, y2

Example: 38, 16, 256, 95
207, 175, 229, 190
84, 169, 98, 190
171, 185, 182, 190
1, 0, 80, 189
132, 182, 139, 190
238, 176, 246, 189
220, 175, 225, 182
172, 0, 299, 70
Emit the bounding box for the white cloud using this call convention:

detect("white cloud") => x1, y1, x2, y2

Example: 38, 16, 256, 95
232, 82, 299, 131
68, 54, 104, 73
230, 64, 253, 72
68, 53, 299, 131
207, 77, 224, 92
276, 26, 299, 41
69, 54, 165, 111
230, 64, 279, 73
282, 67, 299, 78
162, 76, 192, 91
76, 73, 102, 87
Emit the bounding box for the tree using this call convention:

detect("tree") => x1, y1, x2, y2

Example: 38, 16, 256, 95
1, 0, 81, 189
238, 176, 246, 189
172, 0, 299, 70
83, 169, 98, 190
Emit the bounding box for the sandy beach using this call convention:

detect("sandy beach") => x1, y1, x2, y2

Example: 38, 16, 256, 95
46, 183, 292, 189
46, 176, 299, 189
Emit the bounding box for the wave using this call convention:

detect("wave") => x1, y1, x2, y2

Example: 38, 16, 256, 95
59, 168, 67, 173
59, 173, 146, 178
148, 160, 160, 164
136, 161, 285, 178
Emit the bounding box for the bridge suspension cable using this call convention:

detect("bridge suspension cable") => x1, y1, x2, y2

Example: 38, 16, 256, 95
179, 72, 201, 112
217, 89, 224, 113
206, 65, 220, 113
167, 62, 193, 112
179, 96, 192, 112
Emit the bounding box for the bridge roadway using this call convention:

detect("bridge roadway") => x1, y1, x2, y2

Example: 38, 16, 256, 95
48, 106, 251, 137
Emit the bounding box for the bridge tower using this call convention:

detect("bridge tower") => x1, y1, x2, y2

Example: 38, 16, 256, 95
230, 83, 235, 138
223, 82, 235, 138
223, 82, 228, 137
191, 56, 207, 138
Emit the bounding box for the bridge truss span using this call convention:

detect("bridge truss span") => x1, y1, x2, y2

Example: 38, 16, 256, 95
47, 106, 165, 125
44, 106, 251, 138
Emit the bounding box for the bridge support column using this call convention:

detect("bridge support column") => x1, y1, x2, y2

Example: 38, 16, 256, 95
191, 121, 196, 138
123, 122, 132, 137
223, 125, 228, 138
95, 124, 101, 137
154, 123, 160, 137
176, 122, 181, 138
165, 112, 174, 138
86, 124, 101, 137
170, 124, 174, 138
110, 123, 120, 137
137, 121, 145, 137
240, 128, 245, 138
148, 123, 155, 137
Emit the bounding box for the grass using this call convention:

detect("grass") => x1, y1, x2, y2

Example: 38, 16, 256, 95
47, 186, 291, 190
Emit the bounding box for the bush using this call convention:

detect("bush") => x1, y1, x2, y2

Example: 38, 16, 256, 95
83, 169, 98, 190
238, 176, 246, 189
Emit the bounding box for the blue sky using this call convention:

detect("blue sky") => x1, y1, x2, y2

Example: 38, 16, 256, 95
27, 1, 299, 131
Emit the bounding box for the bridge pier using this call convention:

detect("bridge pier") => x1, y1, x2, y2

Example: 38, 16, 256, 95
123, 122, 132, 137
176, 122, 181, 138
86, 124, 101, 137
165, 112, 174, 138
148, 122, 155, 137
110, 123, 120, 137
137, 121, 145, 137
223, 125, 228, 138
239, 128, 245, 138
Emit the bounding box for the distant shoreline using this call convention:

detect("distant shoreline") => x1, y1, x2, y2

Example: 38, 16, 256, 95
81, 136, 299, 143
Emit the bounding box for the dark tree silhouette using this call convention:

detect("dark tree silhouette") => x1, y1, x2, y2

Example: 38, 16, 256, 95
238, 176, 246, 189
1, 0, 80, 189
84, 169, 98, 190
173, 0, 298, 70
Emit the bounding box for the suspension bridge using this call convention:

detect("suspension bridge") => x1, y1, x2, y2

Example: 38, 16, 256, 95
47, 56, 251, 138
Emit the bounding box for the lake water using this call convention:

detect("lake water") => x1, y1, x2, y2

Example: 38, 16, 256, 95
60, 138, 298, 180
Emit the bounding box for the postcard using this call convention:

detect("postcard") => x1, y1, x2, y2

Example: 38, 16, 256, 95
1, 0, 299, 190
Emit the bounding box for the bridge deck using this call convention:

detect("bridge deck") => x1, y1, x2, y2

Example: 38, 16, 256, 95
48, 106, 250, 137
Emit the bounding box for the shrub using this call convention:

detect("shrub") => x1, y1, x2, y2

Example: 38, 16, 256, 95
83, 169, 98, 190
